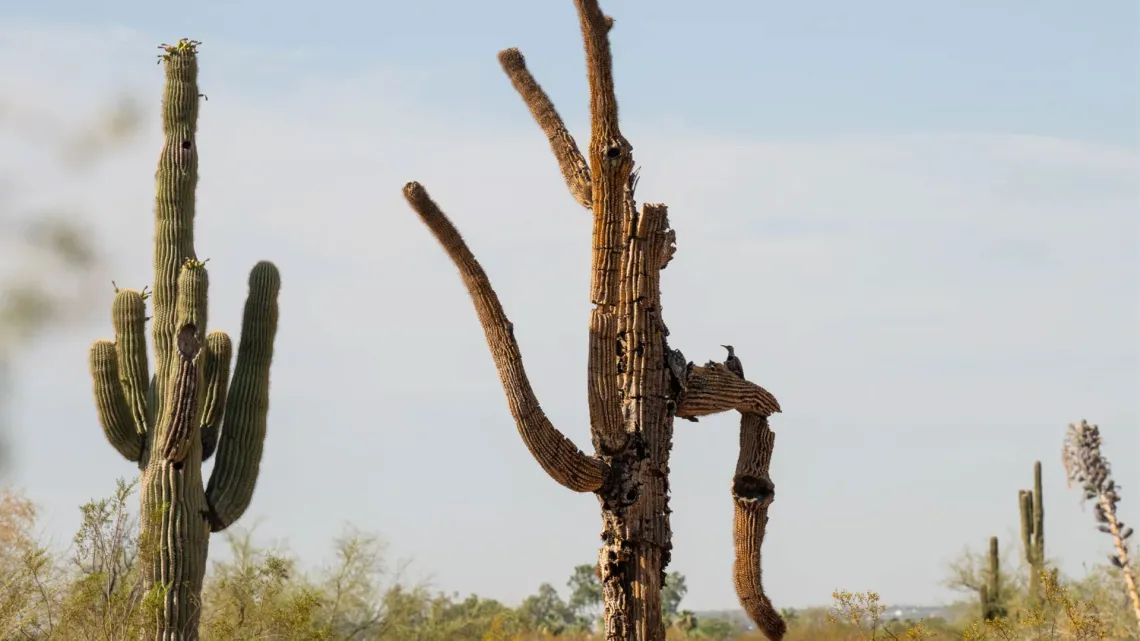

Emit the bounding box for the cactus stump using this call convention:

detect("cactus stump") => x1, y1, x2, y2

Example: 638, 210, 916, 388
89, 39, 281, 640
402, 2, 783, 639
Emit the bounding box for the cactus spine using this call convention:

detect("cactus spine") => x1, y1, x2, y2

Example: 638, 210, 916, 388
403, 2, 782, 639
89, 39, 281, 639
1019, 461, 1046, 604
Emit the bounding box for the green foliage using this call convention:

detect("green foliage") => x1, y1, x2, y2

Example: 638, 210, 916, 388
663, 571, 689, 622
567, 563, 603, 632
0, 478, 161, 639
3, 480, 1136, 640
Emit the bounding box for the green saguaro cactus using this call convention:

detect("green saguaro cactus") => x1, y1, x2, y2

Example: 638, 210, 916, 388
1019, 461, 1045, 604
89, 38, 281, 639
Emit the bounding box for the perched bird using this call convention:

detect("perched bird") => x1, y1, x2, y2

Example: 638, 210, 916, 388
722, 345, 744, 378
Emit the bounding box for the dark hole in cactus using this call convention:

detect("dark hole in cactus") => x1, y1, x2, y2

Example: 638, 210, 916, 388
625, 488, 637, 502
732, 474, 775, 506
181, 139, 191, 150
605, 146, 620, 159
173, 461, 183, 470
177, 324, 200, 357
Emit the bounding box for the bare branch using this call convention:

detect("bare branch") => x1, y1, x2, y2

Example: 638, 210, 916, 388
675, 362, 781, 419
403, 181, 608, 493
498, 49, 592, 209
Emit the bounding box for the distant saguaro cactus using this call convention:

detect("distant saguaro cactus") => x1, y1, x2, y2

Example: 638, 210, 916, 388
1062, 420, 1140, 628
980, 536, 1005, 621
401, 2, 783, 640
88, 39, 281, 639
1018, 461, 1046, 604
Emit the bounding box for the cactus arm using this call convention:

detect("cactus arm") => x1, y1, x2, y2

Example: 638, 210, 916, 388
110, 290, 151, 434
199, 331, 233, 461
204, 261, 280, 531
579, 0, 639, 454
151, 40, 201, 395
1019, 490, 1032, 558
158, 324, 204, 464
576, 0, 629, 313
675, 363, 782, 419
497, 48, 592, 210
732, 413, 785, 641
403, 182, 609, 493
89, 341, 143, 462
155, 262, 208, 464
587, 309, 624, 453
1033, 461, 1044, 562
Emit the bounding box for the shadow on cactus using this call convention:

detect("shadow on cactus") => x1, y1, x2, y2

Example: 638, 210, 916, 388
88, 38, 281, 639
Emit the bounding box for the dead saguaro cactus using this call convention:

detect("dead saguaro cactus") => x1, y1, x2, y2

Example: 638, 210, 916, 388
1062, 420, 1140, 628
401, 2, 782, 639
1018, 461, 1046, 604
88, 39, 281, 639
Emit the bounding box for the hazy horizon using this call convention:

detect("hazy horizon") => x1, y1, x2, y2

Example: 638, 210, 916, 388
1, 0, 1137, 612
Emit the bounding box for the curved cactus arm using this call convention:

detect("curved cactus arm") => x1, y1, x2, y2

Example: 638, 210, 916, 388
497, 48, 592, 210
732, 412, 785, 641
403, 182, 609, 493
204, 260, 280, 531
151, 39, 201, 395
89, 340, 143, 462
199, 330, 233, 461
110, 290, 151, 434
675, 363, 781, 419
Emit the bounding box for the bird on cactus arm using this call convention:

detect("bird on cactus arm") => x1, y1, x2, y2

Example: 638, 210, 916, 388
723, 344, 744, 378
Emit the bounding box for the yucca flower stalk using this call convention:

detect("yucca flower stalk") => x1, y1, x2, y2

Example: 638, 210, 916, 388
1061, 419, 1140, 627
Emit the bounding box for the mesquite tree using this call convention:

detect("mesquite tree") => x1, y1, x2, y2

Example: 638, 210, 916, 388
402, 2, 785, 639
88, 39, 281, 639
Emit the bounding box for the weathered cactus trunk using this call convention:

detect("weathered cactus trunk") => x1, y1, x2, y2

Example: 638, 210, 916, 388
1019, 461, 1045, 604
732, 413, 785, 640
402, 3, 783, 639
89, 39, 281, 640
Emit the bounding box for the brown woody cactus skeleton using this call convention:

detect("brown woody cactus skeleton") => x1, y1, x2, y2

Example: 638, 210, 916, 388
403, 2, 784, 639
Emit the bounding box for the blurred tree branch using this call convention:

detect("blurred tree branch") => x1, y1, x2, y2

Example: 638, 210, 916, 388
0, 95, 141, 475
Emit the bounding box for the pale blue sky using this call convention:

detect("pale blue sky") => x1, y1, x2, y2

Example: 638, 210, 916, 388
1, 0, 1138, 612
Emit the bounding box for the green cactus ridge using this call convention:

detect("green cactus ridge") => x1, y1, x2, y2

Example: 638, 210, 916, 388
86, 40, 281, 639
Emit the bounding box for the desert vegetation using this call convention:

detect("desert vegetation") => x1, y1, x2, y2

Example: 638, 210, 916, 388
1, 463, 1138, 640
0, 0, 1135, 640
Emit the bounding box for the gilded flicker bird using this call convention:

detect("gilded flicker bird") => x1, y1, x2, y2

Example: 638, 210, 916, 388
722, 345, 743, 378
